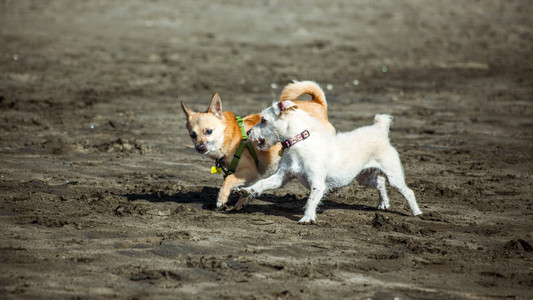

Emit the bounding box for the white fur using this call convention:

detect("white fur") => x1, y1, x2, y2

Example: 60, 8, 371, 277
243, 101, 422, 224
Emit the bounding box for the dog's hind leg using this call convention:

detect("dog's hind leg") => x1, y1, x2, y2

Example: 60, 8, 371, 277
299, 180, 326, 224
380, 149, 422, 216
356, 169, 390, 210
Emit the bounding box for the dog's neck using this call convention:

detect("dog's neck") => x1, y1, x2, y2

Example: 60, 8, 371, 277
281, 130, 310, 149
283, 110, 322, 138
218, 111, 246, 166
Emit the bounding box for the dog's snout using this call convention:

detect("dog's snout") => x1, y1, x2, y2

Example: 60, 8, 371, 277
195, 143, 207, 153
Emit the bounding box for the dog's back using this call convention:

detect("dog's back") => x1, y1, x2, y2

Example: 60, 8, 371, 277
319, 114, 393, 186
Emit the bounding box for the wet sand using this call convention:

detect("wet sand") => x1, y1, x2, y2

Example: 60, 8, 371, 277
1, 1, 532, 298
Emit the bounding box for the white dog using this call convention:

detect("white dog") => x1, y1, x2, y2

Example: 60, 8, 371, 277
242, 100, 422, 224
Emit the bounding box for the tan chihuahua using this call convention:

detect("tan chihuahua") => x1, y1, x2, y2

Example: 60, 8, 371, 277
181, 81, 335, 208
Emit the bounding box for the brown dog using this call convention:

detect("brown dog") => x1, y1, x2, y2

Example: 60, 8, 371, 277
181, 81, 335, 208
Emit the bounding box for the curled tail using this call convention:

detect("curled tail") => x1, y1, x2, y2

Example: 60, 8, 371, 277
374, 114, 393, 134
279, 80, 327, 109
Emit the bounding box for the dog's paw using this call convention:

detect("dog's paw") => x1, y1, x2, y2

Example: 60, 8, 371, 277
215, 203, 234, 212
377, 203, 390, 210
216, 201, 228, 210
240, 186, 252, 193
238, 187, 259, 199
234, 188, 255, 210
234, 188, 249, 197
234, 187, 246, 195
234, 196, 249, 210
298, 216, 317, 225
412, 209, 423, 216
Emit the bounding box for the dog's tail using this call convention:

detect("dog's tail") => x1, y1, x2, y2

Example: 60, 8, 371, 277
373, 114, 393, 134
279, 80, 327, 109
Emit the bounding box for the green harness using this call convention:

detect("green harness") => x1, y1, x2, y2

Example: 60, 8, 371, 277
213, 116, 258, 178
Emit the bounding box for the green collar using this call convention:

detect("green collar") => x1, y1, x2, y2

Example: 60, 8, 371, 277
215, 116, 258, 178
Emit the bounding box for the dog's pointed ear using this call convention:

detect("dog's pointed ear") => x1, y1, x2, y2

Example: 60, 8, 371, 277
207, 93, 224, 119
181, 101, 193, 120
276, 100, 299, 115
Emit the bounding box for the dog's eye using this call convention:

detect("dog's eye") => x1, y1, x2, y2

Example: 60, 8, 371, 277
205, 129, 213, 135
190, 132, 197, 139
260, 118, 267, 125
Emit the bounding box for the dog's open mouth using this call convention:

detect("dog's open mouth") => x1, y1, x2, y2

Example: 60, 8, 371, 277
257, 138, 265, 147
256, 138, 268, 150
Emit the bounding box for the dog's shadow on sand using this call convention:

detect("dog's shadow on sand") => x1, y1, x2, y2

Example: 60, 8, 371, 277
123, 186, 407, 222
124, 186, 219, 209
240, 192, 408, 220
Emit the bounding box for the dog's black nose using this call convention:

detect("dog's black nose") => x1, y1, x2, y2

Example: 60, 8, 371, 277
195, 144, 207, 153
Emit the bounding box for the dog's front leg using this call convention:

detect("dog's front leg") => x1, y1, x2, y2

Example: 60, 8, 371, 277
299, 180, 326, 225
216, 173, 254, 209
242, 170, 291, 199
